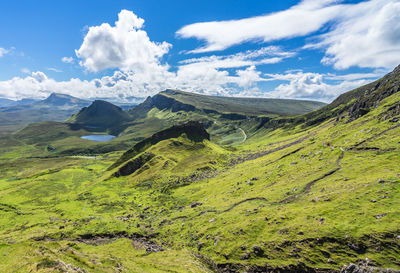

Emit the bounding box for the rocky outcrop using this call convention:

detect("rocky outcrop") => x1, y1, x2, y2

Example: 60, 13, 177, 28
340, 260, 400, 273
113, 152, 155, 177
347, 64, 400, 121
128, 92, 197, 119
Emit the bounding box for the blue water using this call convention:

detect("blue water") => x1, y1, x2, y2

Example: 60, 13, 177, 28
80, 135, 116, 141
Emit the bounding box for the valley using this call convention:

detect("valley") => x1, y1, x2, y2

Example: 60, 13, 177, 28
0, 66, 399, 273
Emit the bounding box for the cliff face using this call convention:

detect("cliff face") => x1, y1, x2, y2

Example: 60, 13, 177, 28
128, 92, 197, 119
347, 64, 400, 121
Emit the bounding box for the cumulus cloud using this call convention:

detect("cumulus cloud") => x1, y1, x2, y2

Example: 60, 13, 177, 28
61, 57, 74, 63
176, 0, 343, 53
309, 0, 400, 69
265, 71, 374, 102
75, 9, 171, 72
0, 67, 380, 103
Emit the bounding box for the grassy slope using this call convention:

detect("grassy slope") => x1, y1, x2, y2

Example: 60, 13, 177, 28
161, 89, 326, 116
0, 88, 399, 272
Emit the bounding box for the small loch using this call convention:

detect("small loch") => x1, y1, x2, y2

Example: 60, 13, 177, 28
80, 135, 116, 142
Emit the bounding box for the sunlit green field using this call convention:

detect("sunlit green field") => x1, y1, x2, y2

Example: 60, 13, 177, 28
0, 91, 399, 272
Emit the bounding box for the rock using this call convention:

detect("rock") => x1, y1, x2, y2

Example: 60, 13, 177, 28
214, 236, 218, 246
246, 181, 254, 186
340, 259, 400, 273
253, 245, 264, 256
250, 177, 258, 181
209, 218, 216, 223
374, 213, 387, 219
240, 246, 246, 250
197, 242, 204, 251
240, 252, 250, 260
297, 231, 304, 235
190, 202, 202, 208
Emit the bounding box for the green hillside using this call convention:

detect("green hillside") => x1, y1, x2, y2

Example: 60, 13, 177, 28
159, 89, 326, 116
68, 100, 132, 130
0, 66, 399, 272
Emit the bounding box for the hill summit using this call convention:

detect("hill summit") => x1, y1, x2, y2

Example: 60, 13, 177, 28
39, 93, 89, 106
68, 100, 132, 129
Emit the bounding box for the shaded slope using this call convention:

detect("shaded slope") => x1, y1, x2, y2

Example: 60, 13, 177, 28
109, 121, 210, 170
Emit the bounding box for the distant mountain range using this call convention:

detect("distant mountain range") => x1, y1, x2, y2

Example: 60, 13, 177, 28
0, 97, 39, 108
0, 93, 139, 132
0, 93, 91, 132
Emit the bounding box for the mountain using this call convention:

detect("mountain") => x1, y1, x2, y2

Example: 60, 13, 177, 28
36, 92, 90, 107
0, 98, 17, 107
129, 89, 325, 118
0, 97, 38, 108
67, 100, 132, 130
120, 90, 326, 145
0, 93, 91, 132
1, 67, 400, 272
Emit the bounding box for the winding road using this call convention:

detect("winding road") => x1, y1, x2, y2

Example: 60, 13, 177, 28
238, 128, 247, 143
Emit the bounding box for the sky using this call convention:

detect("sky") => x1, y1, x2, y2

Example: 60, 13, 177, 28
0, 0, 399, 103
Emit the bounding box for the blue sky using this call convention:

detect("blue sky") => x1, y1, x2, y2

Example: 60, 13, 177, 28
0, 0, 399, 102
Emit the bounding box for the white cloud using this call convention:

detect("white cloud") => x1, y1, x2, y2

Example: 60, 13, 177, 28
176, 0, 343, 53
179, 46, 295, 69
31, 71, 48, 83
309, 0, 400, 69
47, 67, 63, 73
0, 9, 387, 103
75, 9, 171, 73
61, 56, 74, 63
177, 0, 400, 70
0, 47, 9, 58
0, 67, 381, 103
324, 72, 382, 81
265, 71, 374, 102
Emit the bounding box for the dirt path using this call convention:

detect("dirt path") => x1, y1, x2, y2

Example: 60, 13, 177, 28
221, 197, 268, 213
278, 151, 344, 204
354, 123, 400, 147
